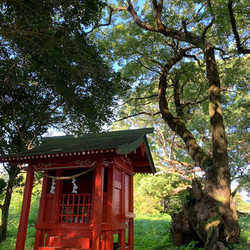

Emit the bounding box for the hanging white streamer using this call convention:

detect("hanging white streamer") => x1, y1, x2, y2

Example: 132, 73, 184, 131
50, 179, 56, 194
72, 178, 78, 194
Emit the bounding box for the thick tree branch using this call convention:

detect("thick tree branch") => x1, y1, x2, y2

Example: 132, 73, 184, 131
116, 111, 160, 122
86, 5, 128, 34
166, 185, 192, 196
136, 57, 162, 74
201, 17, 215, 40
204, 43, 232, 201
228, 0, 250, 54
186, 1, 208, 26
126, 0, 204, 49
158, 49, 212, 169
126, 0, 156, 31
120, 94, 158, 107
153, 0, 164, 29
172, 76, 184, 118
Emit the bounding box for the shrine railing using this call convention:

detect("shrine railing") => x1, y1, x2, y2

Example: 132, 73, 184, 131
59, 194, 92, 224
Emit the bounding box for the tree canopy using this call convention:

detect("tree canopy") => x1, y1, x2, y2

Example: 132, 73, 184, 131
94, 0, 249, 248
0, 0, 129, 133
0, 0, 129, 242
98, 0, 249, 191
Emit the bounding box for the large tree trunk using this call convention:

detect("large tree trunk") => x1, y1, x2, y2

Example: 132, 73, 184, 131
170, 46, 240, 249
171, 179, 240, 249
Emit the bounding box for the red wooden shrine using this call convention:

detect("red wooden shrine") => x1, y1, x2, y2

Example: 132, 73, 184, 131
0, 128, 155, 250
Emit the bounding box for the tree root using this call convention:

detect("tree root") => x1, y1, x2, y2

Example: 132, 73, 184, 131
171, 179, 240, 249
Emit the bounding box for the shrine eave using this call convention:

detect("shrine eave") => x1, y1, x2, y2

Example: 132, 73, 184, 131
0, 128, 156, 174
1, 148, 115, 162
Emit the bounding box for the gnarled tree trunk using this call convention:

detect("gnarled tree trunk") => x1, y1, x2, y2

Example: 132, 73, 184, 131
171, 179, 240, 249
116, 1, 241, 248
168, 45, 240, 249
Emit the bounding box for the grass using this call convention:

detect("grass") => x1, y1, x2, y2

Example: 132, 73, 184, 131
0, 189, 249, 249
0, 213, 249, 250
134, 213, 176, 250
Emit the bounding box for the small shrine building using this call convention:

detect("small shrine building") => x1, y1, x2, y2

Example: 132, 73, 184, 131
0, 128, 155, 250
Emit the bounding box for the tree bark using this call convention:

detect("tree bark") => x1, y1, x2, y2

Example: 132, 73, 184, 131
170, 46, 240, 249
0, 167, 20, 243
171, 179, 240, 249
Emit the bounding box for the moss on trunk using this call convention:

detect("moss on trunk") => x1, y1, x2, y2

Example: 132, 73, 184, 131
171, 179, 240, 249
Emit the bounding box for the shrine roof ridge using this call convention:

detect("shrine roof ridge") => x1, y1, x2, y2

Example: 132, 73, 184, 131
41, 127, 154, 143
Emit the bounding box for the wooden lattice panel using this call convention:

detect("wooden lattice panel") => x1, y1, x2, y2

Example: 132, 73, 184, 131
59, 194, 92, 224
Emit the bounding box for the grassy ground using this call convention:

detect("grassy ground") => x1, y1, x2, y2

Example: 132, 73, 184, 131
0, 213, 249, 250
134, 213, 250, 250
1, 190, 249, 249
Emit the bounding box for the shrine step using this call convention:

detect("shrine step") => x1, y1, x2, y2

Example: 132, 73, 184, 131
46, 236, 91, 248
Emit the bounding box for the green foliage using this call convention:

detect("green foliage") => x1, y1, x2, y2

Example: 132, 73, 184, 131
180, 241, 203, 250
106, 0, 249, 193
234, 194, 250, 213
134, 174, 189, 214
0, 179, 6, 195
7, 182, 41, 228
1, 196, 250, 250
227, 216, 250, 250
0, 1, 129, 133
0, 182, 41, 249
134, 214, 175, 250
134, 191, 162, 214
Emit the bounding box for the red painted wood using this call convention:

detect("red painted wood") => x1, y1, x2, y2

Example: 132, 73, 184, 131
129, 173, 135, 249
106, 164, 114, 226
102, 231, 113, 250
128, 219, 134, 250
91, 162, 104, 250
119, 230, 126, 249
34, 171, 50, 250
38, 247, 91, 250
121, 171, 125, 224
52, 170, 63, 224
47, 236, 91, 248
19, 151, 137, 249
58, 194, 92, 224
15, 165, 34, 250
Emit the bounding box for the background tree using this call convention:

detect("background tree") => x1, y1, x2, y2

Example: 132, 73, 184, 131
0, 84, 60, 241
0, 0, 129, 132
0, 0, 129, 243
94, 0, 249, 249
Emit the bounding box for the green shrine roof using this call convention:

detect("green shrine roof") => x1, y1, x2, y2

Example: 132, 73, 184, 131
0, 128, 156, 174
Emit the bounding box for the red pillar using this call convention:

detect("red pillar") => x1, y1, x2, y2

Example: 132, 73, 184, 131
119, 171, 126, 248
92, 162, 104, 250
103, 231, 113, 250
15, 164, 34, 250
130, 174, 134, 249
34, 172, 49, 250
